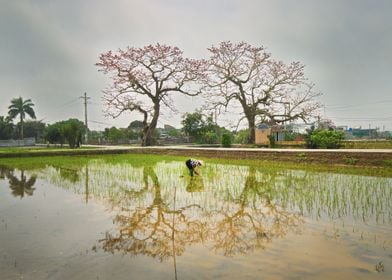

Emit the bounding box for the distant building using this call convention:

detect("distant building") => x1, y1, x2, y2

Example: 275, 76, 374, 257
290, 123, 312, 134
336, 125, 348, 132
156, 124, 188, 145
255, 124, 285, 146
164, 124, 176, 131
343, 127, 378, 139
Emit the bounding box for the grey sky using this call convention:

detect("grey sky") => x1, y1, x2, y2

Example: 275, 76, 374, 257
0, 0, 391, 130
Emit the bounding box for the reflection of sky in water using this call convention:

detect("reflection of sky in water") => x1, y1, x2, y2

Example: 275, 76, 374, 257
0, 160, 391, 280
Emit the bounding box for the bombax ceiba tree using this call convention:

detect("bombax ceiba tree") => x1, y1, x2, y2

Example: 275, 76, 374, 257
96, 44, 206, 146
204, 41, 321, 144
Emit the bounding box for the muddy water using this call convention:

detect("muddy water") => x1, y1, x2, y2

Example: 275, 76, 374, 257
0, 160, 391, 280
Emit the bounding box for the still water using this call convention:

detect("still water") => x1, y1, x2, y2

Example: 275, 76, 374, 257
0, 158, 391, 280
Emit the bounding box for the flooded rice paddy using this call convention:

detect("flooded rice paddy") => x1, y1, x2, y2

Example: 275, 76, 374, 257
0, 156, 391, 280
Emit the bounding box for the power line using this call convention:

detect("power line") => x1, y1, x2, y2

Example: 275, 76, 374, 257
324, 99, 392, 110
55, 98, 80, 109
90, 120, 113, 126
332, 116, 392, 121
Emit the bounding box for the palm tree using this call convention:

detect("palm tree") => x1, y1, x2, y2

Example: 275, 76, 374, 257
8, 97, 36, 140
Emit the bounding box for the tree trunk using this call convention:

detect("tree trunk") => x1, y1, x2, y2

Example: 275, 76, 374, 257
239, 98, 256, 145
248, 122, 255, 144
244, 111, 256, 145
141, 102, 160, 146
20, 114, 24, 140
143, 126, 156, 146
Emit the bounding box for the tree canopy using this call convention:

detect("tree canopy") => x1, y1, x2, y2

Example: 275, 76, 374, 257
181, 111, 228, 144
45, 119, 85, 148
8, 97, 36, 140
96, 43, 206, 146
203, 41, 321, 144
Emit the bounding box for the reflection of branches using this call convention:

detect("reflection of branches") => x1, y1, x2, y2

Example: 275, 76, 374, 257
97, 164, 304, 260
31, 158, 386, 269
7, 170, 37, 198
211, 166, 303, 256
99, 166, 206, 262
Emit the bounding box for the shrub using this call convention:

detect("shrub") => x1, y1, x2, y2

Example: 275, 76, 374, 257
221, 133, 232, 147
268, 134, 276, 148
234, 129, 249, 144
305, 129, 344, 149
45, 119, 85, 148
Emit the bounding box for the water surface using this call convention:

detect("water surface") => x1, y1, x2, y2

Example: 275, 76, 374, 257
0, 158, 391, 279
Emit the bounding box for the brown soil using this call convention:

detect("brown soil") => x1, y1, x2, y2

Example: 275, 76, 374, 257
1, 147, 391, 168
130, 148, 392, 167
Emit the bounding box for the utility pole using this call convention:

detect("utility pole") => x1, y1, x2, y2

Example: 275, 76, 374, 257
80, 92, 90, 143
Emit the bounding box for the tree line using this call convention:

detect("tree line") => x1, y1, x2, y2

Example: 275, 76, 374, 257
0, 97, 84, 148
0, 97, 239, 147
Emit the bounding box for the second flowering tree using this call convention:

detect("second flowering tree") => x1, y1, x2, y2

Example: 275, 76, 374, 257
204, 41, 321, 144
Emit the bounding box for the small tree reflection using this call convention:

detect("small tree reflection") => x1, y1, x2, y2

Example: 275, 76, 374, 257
6, 169, 37, 198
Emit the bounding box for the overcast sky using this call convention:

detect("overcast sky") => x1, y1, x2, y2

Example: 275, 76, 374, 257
1, 0, 391, 131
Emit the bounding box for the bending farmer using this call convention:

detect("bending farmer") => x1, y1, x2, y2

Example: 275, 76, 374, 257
185, 158, 203, 177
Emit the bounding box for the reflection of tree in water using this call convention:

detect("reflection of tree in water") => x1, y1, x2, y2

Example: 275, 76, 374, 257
0, 166, 37, 198
18, 159, 389, 260
98, 164, 303, 260
100, 166, 207, 262
210, 166, 303, 256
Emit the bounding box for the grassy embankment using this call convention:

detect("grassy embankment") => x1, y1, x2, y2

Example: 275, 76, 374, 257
269, 140, 392, 149
1, 152, 392, 178
0, 146, 97, 154
341, 140, 392, 149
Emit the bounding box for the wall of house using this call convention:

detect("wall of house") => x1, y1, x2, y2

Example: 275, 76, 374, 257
255, 128, 271, 145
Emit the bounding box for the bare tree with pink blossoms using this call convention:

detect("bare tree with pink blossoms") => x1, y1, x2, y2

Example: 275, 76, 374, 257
204, 41, 321, 144
96, 44, 206, 146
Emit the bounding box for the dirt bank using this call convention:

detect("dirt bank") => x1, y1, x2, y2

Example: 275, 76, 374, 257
1, 146, 391, 168
129, 147, 392, 167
